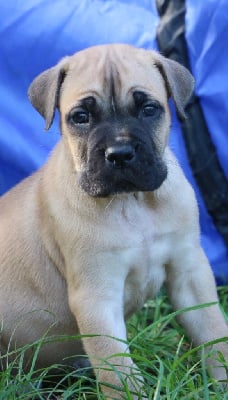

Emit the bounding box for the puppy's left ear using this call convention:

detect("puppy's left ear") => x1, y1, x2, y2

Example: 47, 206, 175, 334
28, 57, 70, 130
153, 53, 194, 120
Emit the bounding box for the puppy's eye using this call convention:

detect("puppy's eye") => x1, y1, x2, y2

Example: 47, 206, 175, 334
69, 110, 89, 125
142, 104, 160, 117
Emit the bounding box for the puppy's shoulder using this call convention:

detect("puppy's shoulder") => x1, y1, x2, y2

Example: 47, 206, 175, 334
162, 148, 197, 201
151, 148, 199, 231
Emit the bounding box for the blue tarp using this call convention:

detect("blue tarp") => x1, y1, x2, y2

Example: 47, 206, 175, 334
0, 0, 227, 283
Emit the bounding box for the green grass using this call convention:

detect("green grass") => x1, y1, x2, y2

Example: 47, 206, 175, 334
0, 287, 227, 399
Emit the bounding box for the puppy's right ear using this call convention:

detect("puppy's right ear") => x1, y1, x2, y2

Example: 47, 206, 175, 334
28, 58, 69, 130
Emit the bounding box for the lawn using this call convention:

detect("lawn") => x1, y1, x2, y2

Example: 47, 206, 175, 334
0, 287, 227, 399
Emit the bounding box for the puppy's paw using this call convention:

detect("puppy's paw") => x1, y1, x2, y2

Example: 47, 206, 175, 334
98, 363, 146, 399
205, 343, 228, 384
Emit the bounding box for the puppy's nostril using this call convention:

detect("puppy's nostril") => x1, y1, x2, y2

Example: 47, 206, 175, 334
105, 145, 135, 166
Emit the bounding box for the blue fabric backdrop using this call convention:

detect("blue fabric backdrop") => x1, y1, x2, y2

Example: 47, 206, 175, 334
0, 0, 227, 283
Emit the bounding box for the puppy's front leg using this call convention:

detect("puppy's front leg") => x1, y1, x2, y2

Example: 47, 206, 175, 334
67, 277, 144, 399
167, 242, 228, 382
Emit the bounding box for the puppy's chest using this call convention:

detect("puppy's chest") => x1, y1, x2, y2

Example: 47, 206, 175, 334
120, 243, 167, 318
103, 198, 170, 315
112, 196, 170, 257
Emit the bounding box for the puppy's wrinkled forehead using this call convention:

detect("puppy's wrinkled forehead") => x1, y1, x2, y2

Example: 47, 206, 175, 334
60, 44, 168, 110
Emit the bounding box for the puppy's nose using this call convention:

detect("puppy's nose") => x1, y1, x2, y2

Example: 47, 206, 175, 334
105, 144, 135, 167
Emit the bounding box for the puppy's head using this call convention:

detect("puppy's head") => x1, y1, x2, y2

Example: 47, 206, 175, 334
28, 44, 194, 197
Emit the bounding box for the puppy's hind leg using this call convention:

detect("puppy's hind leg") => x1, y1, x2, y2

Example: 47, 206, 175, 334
166, 243, 228, 382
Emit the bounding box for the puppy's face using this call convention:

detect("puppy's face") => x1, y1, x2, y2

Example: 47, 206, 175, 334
28, 44, 194, 197
60, 46, 170, 197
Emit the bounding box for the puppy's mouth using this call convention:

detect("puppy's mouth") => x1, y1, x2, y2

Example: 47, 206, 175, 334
79, 142, 167, 197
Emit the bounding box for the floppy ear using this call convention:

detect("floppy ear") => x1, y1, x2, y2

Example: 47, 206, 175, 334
153, 53, 194, 120
28, 58, 69, 130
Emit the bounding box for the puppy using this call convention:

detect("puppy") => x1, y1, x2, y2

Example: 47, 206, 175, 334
0, 44, 227, 398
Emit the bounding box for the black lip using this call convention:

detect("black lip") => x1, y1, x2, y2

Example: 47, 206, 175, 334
79, 164, 168, 198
